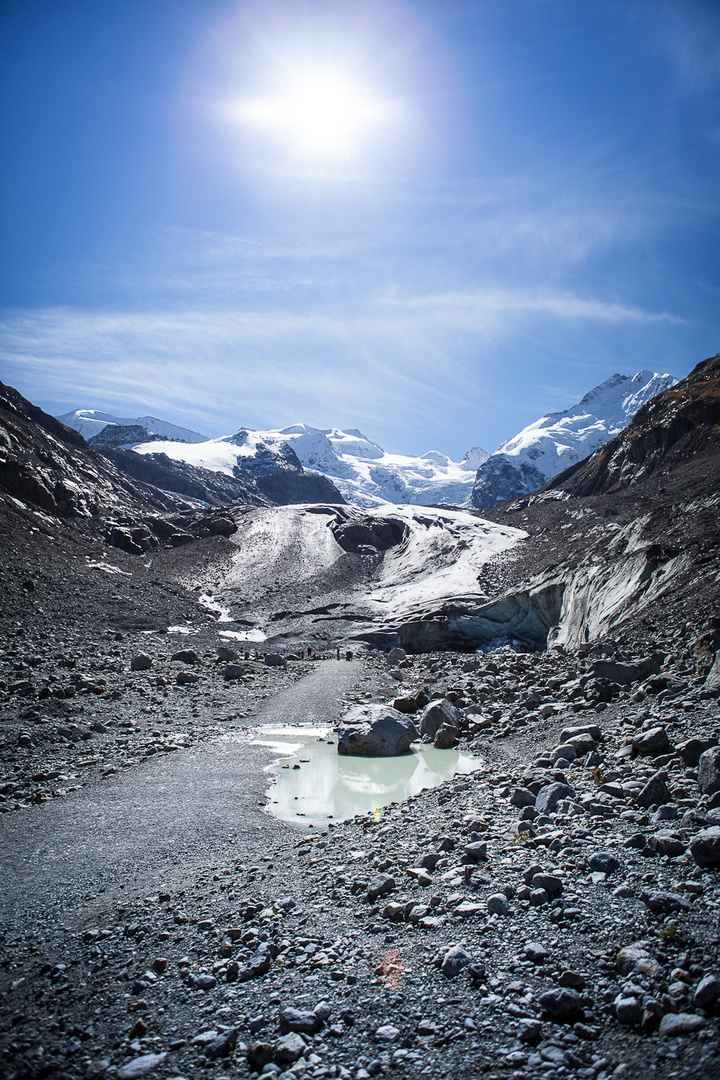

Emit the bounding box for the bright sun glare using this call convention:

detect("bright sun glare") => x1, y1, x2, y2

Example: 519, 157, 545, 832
237, 68, 394, 159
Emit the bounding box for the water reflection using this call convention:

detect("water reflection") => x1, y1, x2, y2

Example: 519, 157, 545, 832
254, 725, 482, 829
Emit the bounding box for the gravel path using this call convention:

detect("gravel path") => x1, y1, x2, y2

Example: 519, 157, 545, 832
1, 647, 719, 1080
0, 660, 367, 930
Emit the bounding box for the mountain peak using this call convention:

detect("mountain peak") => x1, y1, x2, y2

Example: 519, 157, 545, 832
59, 408, 208, 444
471, 368, 677, 508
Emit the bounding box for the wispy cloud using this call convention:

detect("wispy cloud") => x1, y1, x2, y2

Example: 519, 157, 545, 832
379, 287, 679, 326
0, 276, 683, 452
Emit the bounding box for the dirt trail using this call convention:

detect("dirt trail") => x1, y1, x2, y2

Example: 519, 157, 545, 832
0, 659, 365, 931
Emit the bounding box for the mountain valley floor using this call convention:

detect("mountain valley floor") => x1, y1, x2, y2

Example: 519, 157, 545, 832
0, 503, 719, 1080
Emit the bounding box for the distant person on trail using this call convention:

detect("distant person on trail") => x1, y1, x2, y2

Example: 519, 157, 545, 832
336, 646, 340, 659
346, 650, 353, 661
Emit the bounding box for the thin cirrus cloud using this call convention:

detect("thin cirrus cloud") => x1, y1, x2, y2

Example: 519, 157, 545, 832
0, 283, 678, 444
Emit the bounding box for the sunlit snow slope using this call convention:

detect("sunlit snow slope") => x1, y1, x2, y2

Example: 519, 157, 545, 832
59, 409, 208, 444
129, 425, 489, 508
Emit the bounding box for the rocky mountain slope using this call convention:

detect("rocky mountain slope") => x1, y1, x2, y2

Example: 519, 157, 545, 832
460, 354, 720, 653
0, 380, 178, 521
552, 353, 720, 497
470, 370, 677, 509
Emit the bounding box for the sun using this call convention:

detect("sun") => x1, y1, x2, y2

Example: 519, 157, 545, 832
236, 67, 395, 160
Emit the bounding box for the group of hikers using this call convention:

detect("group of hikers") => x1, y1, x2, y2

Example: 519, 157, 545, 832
241, 646, 354, 662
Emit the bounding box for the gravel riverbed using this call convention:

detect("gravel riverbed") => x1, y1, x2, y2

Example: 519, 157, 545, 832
1, 633, 719, 1080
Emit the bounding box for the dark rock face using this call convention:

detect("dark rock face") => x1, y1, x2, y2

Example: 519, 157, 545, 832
89, 424, 158, 447
252, 466, 345, 505
232, 439, 345, 505
698, 747, 720, 795
471, 454, 547, 509
0, 379, 343, 523
330, 515, 408, 555
419, 699, 460, 740
98, 446, 268, 507
0, 380, 86, 449
0, 380, 174, 519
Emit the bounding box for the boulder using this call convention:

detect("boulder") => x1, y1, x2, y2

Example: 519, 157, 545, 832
694, 974, 720, 1010
392, 694, 419, 714
217, 646, 239, 662
647, 831, 686, 857
538, 988, 583, 1023
616, 942, 662, 980
439, 945, 471, 979
640, 890, 691, 915
419, 699, 459, 740
704, 652, 720, 694
635, 771, 673, 808
659, 1013, 707, 1037
698, 746, 720, 796
279, 1008, 322, 1036
564, 733, 597, 756
510, 787, 535, 808
633, 726, 671, 757
434, 724, 459, 749
366, 873, 396, 903
531, 873, 563, 898
176, 670, 199, 685
615, 996, 642, 1027
535, 781, 574, 814
206, 516, 237, 536
677, 736, 718, 767
274, 1032, 305, 1065
559, 723, 603, 743
205, 1029, 239, 1060
130, 653, 152, 671
587, 851, 620, 874
172, 649, 199, 664
264, 654, 286, 667
223, 664, 246, 681
689, 826, 720, 867
337, 705, 418, 757
592, 658, 661, 684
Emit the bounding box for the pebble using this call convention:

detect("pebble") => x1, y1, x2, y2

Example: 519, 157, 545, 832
117, 1053, 167, 1079
658, 1013, 707, 1036
439, 945, 472, 979
538, 988, 584, 1023
487, 893, 509, 915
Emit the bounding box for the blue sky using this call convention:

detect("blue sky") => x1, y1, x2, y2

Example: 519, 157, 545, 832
1, 0, 719, 458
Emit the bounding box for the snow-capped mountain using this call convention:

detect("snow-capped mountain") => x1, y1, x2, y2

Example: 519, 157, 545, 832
125, 424, 489, 508
470, 369, 678, 508
59, 409, 208, 444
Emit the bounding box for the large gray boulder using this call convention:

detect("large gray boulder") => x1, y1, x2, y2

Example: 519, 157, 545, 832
592, 657, 661, 685
337, 705, 418, 757
704, 652, 720, 694
633, 726, 671, 757
689, 826, 720, 868
698, 746, 720, 796
419, 699, 459, 740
